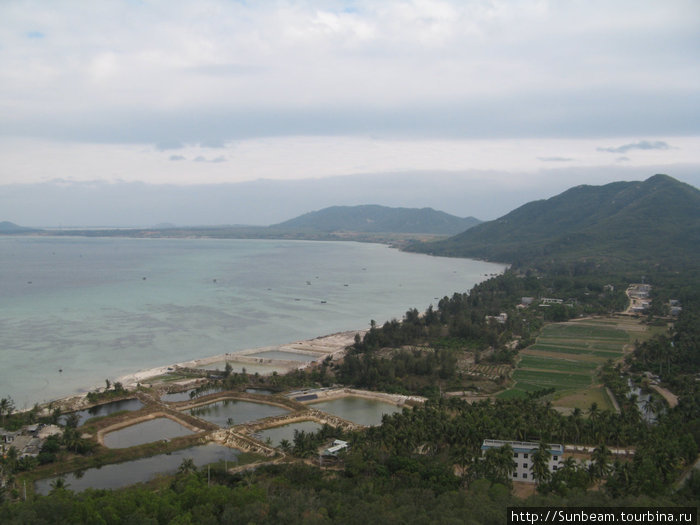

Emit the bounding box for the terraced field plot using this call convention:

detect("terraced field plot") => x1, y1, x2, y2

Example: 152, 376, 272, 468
501, 319, 632, 407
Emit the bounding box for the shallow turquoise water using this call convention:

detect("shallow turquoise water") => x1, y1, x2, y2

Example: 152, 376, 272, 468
0, 237, 505, 407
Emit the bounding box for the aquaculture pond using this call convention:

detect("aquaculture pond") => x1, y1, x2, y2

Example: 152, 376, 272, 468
627, 380, 661, 424
254, 420, 324, 447
35, 444, 238, 494
103, 417, 195, 448
160, 390, 196, 403
195, 361, 289, 375
245, 388, 273, 395
188, 399, 290, 427
62, 398, 144, 427
310, 396, 402, 426
247, 350, 319, 362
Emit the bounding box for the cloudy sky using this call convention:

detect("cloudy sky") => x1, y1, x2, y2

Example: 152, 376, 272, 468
1, 0, 699, 225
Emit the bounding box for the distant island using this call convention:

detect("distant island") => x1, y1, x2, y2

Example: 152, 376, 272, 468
0, 221, 40, 234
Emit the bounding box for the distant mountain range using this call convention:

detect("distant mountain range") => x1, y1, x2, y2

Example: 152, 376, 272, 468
272, 205, 480, 235
410, 174, 700, 270
0, 205, 480, 239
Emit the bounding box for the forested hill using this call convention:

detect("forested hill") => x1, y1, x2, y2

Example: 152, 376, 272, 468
409, 174, 700, 270
272, 205, 480, 234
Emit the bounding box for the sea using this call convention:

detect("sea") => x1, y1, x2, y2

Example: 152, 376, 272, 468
0, 236, 506, 408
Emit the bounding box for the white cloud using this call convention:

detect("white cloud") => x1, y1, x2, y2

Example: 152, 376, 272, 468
0, 0, 698, 188
2, 136, 699, 186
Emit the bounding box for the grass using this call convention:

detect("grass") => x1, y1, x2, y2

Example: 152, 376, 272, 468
531, 340, 625, 351
540, 324, 630, 341
501, 317, 645, 408
518, 355, 599, 373
528, 346, 622, 358
513, 369, 592, 389
552, 386, 614, 412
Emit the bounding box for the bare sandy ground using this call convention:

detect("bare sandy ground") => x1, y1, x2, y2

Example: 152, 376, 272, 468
116, 330, 362, 389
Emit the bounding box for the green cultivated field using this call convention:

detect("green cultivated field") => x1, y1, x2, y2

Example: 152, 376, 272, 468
500, 319, 632, 406
517, 355, 599, 373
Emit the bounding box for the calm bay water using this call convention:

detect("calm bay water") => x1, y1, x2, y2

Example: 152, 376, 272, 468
35, 443, 237, 494
0, 237, 505, 407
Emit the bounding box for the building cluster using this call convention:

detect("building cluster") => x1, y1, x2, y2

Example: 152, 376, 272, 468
1, 424, 61, 459
518, 296, 576, 309
485, 313, 508, 324
669, 299, 682, 316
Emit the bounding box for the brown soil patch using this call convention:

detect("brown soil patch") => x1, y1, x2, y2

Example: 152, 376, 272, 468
512, 481, 537, 499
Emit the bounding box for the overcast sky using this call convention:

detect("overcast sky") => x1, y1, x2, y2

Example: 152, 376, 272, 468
1, 0, 699, 225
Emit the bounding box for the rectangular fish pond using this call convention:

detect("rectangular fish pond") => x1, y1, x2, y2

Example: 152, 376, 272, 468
309, 396, 402, 427
62, 398, 144, 427
247, 350, 320, 362
35, 443, 238, 494
188, 399, 290, 427
103, 417, 195, 448
254, 420, 324, 447
195, 361, 290, 375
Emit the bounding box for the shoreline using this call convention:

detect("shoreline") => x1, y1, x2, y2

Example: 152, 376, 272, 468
117, 329, 362, 388
49, 330, 363, 412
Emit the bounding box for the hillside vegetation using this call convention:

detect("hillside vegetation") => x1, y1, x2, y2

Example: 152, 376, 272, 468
411, 174, 700, 272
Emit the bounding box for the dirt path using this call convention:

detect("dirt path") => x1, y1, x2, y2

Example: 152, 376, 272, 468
651, 384, 678, 408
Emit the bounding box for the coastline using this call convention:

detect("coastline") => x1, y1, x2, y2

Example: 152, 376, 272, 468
49, 330, 363, 411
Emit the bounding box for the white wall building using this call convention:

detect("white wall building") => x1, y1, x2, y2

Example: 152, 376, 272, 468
481, 439, 563, 483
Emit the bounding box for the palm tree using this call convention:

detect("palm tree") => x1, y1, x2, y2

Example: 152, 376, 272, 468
62, 426, 82, 453
279, 439, 292, 453
589, 443, 612, 482
178, 458, 197, 476
0, 397, 14, 427
49, 476, 70, 493
483, 444, 516, 485
531, 441, 552, 487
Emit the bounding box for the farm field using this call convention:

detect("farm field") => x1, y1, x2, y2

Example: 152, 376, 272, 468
499, 316, 644, 410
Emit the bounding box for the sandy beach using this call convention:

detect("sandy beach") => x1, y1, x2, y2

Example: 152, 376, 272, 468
115, 330, 363, 390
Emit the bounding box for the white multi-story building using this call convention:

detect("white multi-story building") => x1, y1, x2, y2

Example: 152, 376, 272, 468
481, 439, 564, 483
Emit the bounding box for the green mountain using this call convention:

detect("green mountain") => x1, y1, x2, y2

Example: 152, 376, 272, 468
412, 174, 700, 270
272, 205, 480, 235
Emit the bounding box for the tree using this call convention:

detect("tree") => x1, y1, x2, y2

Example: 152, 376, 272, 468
481, 444, 516, 486
178, 458, 197, 476
49, 476, 70, 494
0, 397, 15, 426
62, 426, 81, 453
589, 444, 612, 482
64, 412, 80, 429
531, 441, 552, 487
